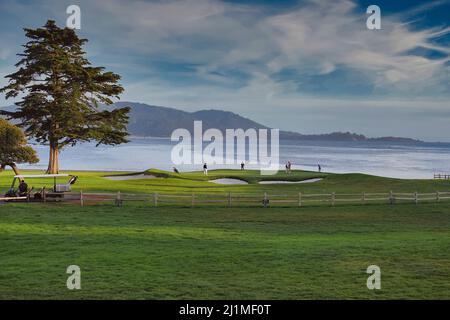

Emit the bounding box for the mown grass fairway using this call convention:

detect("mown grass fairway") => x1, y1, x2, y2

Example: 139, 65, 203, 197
0, 169, 449, 299
2, 168, 450, 194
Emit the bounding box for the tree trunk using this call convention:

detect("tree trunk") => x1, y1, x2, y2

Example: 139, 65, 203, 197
46, 144, 60, 174
0, 163, 20, 175
9, 163, 20, 175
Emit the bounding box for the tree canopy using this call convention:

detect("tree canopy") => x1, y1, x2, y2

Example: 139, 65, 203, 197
0, 119, 39, 175
0, 20, 130, 173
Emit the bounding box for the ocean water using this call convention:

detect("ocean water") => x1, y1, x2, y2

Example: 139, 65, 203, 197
22, 138, 450, 179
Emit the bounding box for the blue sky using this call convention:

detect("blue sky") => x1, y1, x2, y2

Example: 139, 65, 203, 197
0, 0, 449, 140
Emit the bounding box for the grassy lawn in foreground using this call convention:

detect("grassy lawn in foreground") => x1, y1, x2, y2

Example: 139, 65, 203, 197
0, 202, 449, 299
0, 169, 449, 299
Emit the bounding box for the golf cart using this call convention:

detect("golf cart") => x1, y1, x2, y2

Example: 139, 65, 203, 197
3, 174, 78, 202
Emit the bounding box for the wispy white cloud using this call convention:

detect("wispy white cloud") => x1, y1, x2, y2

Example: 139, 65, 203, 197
2, 0, 449, 94
71, 0, 450, 96
0, 0, 449, 139
263, 0, 449, 92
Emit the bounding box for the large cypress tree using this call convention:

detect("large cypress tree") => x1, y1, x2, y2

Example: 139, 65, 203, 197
0, 20, 130, 174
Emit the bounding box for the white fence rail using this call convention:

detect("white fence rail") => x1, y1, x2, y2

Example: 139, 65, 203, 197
434, 174, 450, 179
4, 190, 448, 208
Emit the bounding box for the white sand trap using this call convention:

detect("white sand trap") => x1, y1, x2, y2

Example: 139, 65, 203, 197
210, 178, 249, 185
259, 178, 323, 185
104, 174, 159, 181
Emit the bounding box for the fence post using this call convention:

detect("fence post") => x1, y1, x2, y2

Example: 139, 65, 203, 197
192, 193, 195, 207
115, 191, 122, 207
331, 192, 335, 206
436, 191, 440, 202
414, 191, 418, 205
43, 186, 46, 203
228, 192, 232, 207
389, 190, 394, 205
153, 193, 158, 207
263, 192, 268, 208
362, 192, 366, 204
298, 192, 302, 207
80, 190, 84, 206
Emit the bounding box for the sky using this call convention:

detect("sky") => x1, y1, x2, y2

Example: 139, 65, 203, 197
0, 0, 449, 141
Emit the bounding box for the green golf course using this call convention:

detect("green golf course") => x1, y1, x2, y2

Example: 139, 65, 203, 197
0, 169, 449, 299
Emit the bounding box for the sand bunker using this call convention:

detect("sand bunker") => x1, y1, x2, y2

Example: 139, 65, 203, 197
104, 174, 159, 181
210, 178, 249, 185
259, 178, 323, 185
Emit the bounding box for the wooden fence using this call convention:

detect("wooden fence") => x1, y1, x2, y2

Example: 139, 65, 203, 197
6, 190, 447, 208
434, 174, 450, 180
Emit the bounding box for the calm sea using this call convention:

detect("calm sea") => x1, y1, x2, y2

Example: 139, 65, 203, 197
22, 138, 450, 179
